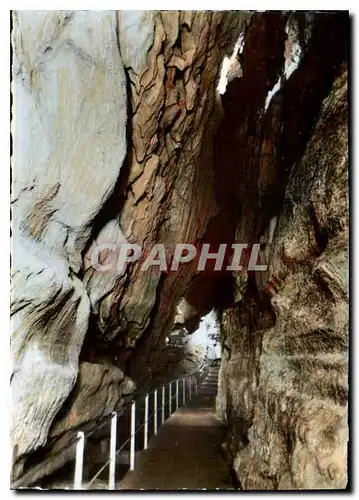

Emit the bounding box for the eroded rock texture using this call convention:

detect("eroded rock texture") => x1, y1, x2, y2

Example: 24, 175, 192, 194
11, 10, 128, 480
215, 14, 349, 491
11, 10, 250, 486
11, 9, 349, 489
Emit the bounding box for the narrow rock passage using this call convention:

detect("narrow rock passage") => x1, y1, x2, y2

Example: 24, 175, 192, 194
119, 367, 233, 491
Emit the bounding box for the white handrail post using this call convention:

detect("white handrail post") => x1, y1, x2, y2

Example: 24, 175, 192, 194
130, 401, 136, 471
109, 412, 117, 490
183, 378, 186, 405
176, 379, 179, 411
74, 431, 85, 490
189, 378, 192, 400
144, 393, 149, 450
162, 385, 165, 424
169, 382, 172, 415
154, 389, 158, 435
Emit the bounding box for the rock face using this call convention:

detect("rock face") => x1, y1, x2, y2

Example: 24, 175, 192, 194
11, 10, 127, 478
11, 10, 349, 489
11, 10, 250, 486
215, 15, 349, 491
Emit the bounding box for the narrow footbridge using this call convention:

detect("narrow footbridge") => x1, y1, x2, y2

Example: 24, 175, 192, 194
72, 365, 233, 490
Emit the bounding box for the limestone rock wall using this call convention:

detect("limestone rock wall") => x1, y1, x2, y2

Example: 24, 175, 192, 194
238, 68, 348, 491
11, 10, 127, 472
11, 10, 250, 485
216, 14, 349, 491
98, 11, 251, 384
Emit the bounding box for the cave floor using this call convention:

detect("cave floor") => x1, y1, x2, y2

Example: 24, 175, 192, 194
118, 392, 234, 491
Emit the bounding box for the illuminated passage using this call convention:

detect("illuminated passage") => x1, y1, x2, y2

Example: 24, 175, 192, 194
119, 366, 233, 491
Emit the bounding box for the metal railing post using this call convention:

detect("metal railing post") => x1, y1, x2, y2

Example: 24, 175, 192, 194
144, 394, 149, 450
169, 382, 172, 415
109, 412, 117, 490
162, 385, 165, 424
183, 378, 186, 405
130, 401, 136, 471
154, 389, 158, 435
176, 379, 179, 411
74, 431, 85, 490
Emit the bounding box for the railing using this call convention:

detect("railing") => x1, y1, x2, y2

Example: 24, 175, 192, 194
72, 373, 199, 490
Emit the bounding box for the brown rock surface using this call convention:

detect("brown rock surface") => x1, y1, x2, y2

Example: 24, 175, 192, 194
217, 64, 348, 490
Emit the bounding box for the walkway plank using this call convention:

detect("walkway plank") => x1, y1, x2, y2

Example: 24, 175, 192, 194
118, 392, 233, 491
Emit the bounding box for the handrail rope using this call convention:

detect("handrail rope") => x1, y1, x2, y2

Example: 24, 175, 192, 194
30, 372, 203, 488
74, 386, 163, 444
74, 372, 201, 445
84, 420, 145, 489
84, 434, 133, 489
75, 371, 203, 488
86, 374, 196, 435
84, 394, 191, 489
84, 402, 169, 489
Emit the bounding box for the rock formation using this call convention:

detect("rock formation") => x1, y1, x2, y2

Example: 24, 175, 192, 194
214, 12, 349, 490
11, 10, 349, 489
